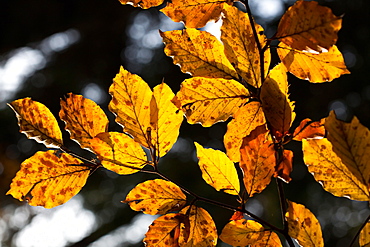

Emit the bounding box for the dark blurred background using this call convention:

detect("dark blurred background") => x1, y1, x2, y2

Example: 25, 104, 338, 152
0, 0, 369, 246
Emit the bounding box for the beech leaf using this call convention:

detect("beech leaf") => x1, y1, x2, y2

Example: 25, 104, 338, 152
118, 0, 163, 9
293, 118, 326, 141
360, 220, 370, 247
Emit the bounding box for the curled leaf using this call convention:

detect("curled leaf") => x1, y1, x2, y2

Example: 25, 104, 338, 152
274, 149, 293, 183
293, 118, 326, 141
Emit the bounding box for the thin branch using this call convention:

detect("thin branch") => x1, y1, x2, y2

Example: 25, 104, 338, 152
349, 213, 370, 247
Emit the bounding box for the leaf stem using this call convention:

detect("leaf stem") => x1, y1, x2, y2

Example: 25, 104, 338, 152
349, 213, 370, 247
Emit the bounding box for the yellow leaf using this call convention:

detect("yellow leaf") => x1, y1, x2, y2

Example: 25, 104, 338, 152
7, 151, 90, 208
293, 118, 326, 141
276, 0, 342, 52
360, 220, 370, 247
302, 138, 369, 201
123, 179, 186, 215
144, 213, 184, 247
261, 63, 295, 139
195, 142, 240, 195
277, 43, 350, 83
118, 0, 163, 9
179, 206, 217, 247
161, 0, 231, 28
220, 219, 264, 246
285, 200, 324, 247
239, 125, 275, 197
251, 231, 282, 247
59, 93, 108, 150
175, 77, 249, 127
224, 101, 265, 162
160, 29, 238, 79
8, 98, 63, 148
151, 83, 183, 157
221, 4, 271, 88
90, 132, 147, 175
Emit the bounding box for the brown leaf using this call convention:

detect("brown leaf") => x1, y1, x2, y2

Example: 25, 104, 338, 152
293, 118, 326, 141
274, 149, 293, 183
118, 0, 163, 9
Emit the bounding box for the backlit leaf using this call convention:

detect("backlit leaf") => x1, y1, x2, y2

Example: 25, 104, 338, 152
90, 132, 147, 175
7, 151, 90, 208
274, 149, 293, 183
123, 179, 186, 215
277, 43, 350, 83
360, 220, 370, 247
195, 142, 240, 195
293, 118, 326, 141
285, 200, 324, 247
302, 138, 369, 201
161, 0, 231, 29
160, 29, 238, 79
144, 213, 184, 247
221, 4, 270, 87
179, 206, 217, 247
118, 0, 163, 9
59, 93, 108, 150
261, 63, 295, 140
239, 125, 275, 197
224, 101, 265, 162
8, 98, 63, 148
251, 231, 282, 247
276, 0, 342, 52
175, 77, 249, 127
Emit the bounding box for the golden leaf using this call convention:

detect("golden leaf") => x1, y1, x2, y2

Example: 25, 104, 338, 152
251, 231, 282, 247
195, 142, 240, 195
293, 118, 326, 141
90, 132, 147, 175
360, 220, 370, 247
118, 0, 163, 9
239, 125, 275, 197
276, 0, 342, 52
261, 63, 295, 139
123, 179, 186, 215
176, 77, 249, 127
144, 213, 184, 247
8, 98, 63, 148
224, 101, 265, 162
59, 93, 108, 150
161, 0, 231, 28
160, 29, 238, 79
302, 138, 369, 201
221, 4, 270, 87
285, 200, 324, 247
7, 151, 90, 208
179, 206, 218, 247
277, 43, 350, 83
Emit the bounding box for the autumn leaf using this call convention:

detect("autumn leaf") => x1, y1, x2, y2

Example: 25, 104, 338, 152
144, 213, 184, 246
179, 206, 217, 247
175, 77, 249, 127
195, 142, 240, 195
8, 98, 63, 148
161, 0, 232, 29
274, 149, 293, 183
261, 63, 295, 139
276, 0, 342, 52
90, 132, 148, 175
293, 118, 326, 141
123, 179, 186, 215
285, 200, 324, 247
224, 101, 265, 162
160, 28, 238, 79
118, 0, 163, 9
221, 4, 270, 88
239, 125, 275, 197
360, 220, 370, 247
7, 151, 90, 208
59, 93, 108, 150
277, 43, 350, 83
251, 231, 282, 247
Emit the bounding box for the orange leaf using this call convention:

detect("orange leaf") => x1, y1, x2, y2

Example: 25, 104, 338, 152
8, 98, 63, 148
59, 93, 108, 150
229, 210, 244, 221
240, 125, 275, 197
144, 213, 184, 247
276, 0, 342, 52
278, 43, 350, 83
90, 132, 147, 175
285, 200, 324, 247
123, 179, 186, 215
160, 29, 238, 79
274, 149, 293, 183
221, 4, 270, 87
293, 118, 326, 141
175, 77, 249, 127
161, 0, 231, 28
179, 206, 218, 247
195, 142, 240, 195
224, 101, 266, 162
360, 220, 370, 247
118, 0, 163, 9
7, 151, 90, 208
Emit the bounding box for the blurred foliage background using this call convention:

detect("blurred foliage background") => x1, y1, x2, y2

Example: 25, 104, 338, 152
0, 0, 370, 246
